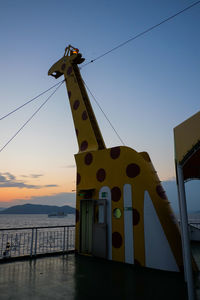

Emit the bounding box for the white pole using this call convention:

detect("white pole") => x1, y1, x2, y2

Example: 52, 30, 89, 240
177, 163, 195, 300
177, 184, 187, 281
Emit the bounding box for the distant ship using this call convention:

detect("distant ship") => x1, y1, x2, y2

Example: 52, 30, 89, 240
48, 212, 68, 218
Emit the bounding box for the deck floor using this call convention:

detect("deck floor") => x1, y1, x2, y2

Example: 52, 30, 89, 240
0, 254, 188, 300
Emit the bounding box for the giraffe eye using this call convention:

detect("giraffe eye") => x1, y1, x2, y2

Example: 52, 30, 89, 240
51, 71, 62, 79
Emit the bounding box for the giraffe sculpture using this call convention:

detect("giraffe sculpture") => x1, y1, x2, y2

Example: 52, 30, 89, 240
48, 45, 183, 272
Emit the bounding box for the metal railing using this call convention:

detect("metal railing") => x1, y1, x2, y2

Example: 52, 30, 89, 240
0, 225, 75, 260
189, 223, 200, 230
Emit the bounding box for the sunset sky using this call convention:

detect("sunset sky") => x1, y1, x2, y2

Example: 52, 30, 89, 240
0, 0, 199, 209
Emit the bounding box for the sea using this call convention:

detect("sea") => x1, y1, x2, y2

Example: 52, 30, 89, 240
177, 213, 200, 225
0, 214, 75, 229
0, 213, 199, 229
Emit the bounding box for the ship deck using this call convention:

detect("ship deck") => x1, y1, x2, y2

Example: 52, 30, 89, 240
0, 253, 192, 300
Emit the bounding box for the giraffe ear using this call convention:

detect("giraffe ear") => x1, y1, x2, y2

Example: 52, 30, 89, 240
73, 54, 85, 65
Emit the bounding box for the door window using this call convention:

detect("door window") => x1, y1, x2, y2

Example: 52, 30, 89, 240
113, 208, 122, 219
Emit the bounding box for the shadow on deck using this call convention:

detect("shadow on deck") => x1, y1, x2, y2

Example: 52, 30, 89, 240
0, 253, 188, 300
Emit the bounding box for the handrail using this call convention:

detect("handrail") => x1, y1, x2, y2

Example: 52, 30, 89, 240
0, 225, 75, 260
0, 224, 75, 231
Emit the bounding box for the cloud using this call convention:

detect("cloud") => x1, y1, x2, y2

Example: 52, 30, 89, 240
65, 165, 76, 169
0, 175, 7, 182
20, 174, 43, 178
30, 174, 43, 178
1, 179, 200, 212
0, 172, 58, 190
60, 164, 76, 169
3, 172, 16, 180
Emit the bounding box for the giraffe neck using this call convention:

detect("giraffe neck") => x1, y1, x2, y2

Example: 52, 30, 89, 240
64, 63, 106, 152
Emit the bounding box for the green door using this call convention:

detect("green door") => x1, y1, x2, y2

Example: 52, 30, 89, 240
80, 200, 93, 254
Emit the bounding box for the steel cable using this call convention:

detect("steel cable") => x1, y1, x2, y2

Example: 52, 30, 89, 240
0, 81, 64, 153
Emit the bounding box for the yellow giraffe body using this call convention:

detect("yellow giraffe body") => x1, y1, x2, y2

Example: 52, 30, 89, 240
75, 147, 183, 268
48, 45, 183, 272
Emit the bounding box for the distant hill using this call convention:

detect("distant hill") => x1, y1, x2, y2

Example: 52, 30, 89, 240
0, 207, 5, 212
0, 203, 75, 214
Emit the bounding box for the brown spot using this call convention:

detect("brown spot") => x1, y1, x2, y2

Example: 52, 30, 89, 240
96, 168, 106, 182
111, 187, 121, 202
134, 259, 141, 266
84, 153, 93, 165
133, 209, 140, 226
67, 66, 72, 76
61, 63, 66, 71
156, 185, 167, 199
112, 232, 123, 248
76, 209, 79, 223
68, 91, 71, 99
80, 141, 88, 151
77, 173, 81, 185
82, 111, 88, 120
110, 147, 121, 159
75, 129, 78, 136
126, 163, 140, 178
73, 100, 80, 110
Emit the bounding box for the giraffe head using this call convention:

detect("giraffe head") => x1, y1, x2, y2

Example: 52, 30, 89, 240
48, 45, 85, 79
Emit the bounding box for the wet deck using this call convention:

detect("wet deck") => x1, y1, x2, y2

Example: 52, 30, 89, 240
0, 253, 188, 300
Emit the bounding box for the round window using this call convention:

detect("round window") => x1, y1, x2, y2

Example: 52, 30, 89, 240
113, 208, 122, 219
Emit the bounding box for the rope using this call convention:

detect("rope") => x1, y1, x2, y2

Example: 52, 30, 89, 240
0, 80, 65, 121
1, 1, 199, 151
81, 1, 200, 68
83, 80, 125, 146
0, 81, 64, 153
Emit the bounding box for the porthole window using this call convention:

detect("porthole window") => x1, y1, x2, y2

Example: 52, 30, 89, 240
113, 208, 122, 219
